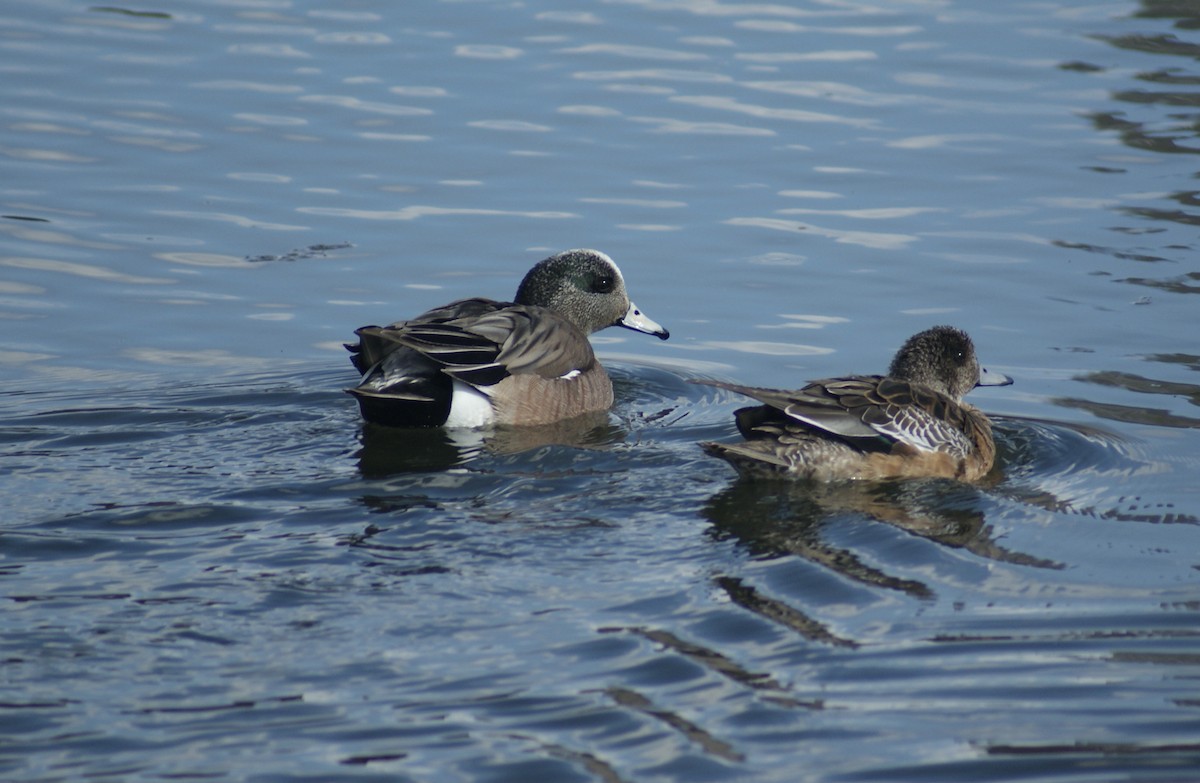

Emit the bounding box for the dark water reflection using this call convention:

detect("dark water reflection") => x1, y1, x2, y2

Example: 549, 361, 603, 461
1055, 356, 1200, 430
355, 410, 620, 476
704, 472, 1063, 599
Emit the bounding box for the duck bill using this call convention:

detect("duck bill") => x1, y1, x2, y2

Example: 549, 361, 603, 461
977, 366, 1013, 387
618, 301, 670, 340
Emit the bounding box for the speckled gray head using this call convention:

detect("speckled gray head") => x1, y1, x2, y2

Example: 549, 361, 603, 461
515, 249, 669, 339
888, 325, 1012, 400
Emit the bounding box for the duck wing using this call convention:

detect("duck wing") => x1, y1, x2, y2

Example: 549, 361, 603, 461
698, 377, 975, 456
844, 377, 976, 457
348, 297, 502, 373
353, 304, 596, 392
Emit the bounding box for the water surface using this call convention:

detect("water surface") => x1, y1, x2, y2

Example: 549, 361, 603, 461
2, 1, 1199, 781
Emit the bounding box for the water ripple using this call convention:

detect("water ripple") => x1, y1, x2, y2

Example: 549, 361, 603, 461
0, 256, 170, 284
735, 50, 877, 63
297, 205, 578, 221
151, 212, 308, 232
560, 43, 709, 61
573, 68, 732, 84
630, 116, 774, 135
454, 44, 524, 59
3, 2, 1200, 781
296, 94, 433, 116
725, 216, 918, 250
670, 94, 877, 127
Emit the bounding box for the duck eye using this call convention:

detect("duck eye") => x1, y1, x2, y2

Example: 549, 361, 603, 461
592, 275, 615, 294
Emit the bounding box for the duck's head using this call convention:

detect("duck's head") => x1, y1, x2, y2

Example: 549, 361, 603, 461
888, 325, 1012, 400
516, 249, 670, 340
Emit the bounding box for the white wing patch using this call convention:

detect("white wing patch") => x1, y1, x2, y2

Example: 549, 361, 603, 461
444, 379, 496, 428
558, 369, 582, 380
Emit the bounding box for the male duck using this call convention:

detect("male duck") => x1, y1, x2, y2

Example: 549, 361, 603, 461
346, 249, 669, 427
695, 325, 1012, 482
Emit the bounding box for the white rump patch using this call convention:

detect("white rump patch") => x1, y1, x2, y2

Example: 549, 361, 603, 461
444, 379, 495, 428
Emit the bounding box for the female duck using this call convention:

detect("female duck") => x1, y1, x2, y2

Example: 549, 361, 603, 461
696, 326, 1012, 482
346, 249, 669, 428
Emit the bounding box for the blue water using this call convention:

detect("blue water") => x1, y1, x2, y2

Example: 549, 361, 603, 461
2, 1, 1199, 781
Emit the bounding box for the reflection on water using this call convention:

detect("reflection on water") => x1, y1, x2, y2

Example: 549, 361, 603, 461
356, 422, 477, 475
354, 410, 621, 477
1121, 270, 1200, 295
704, 470, 1062, 602
1054, 360, 1200, 430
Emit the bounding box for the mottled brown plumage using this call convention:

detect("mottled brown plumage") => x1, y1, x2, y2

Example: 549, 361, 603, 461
696, 326, 1012, 482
